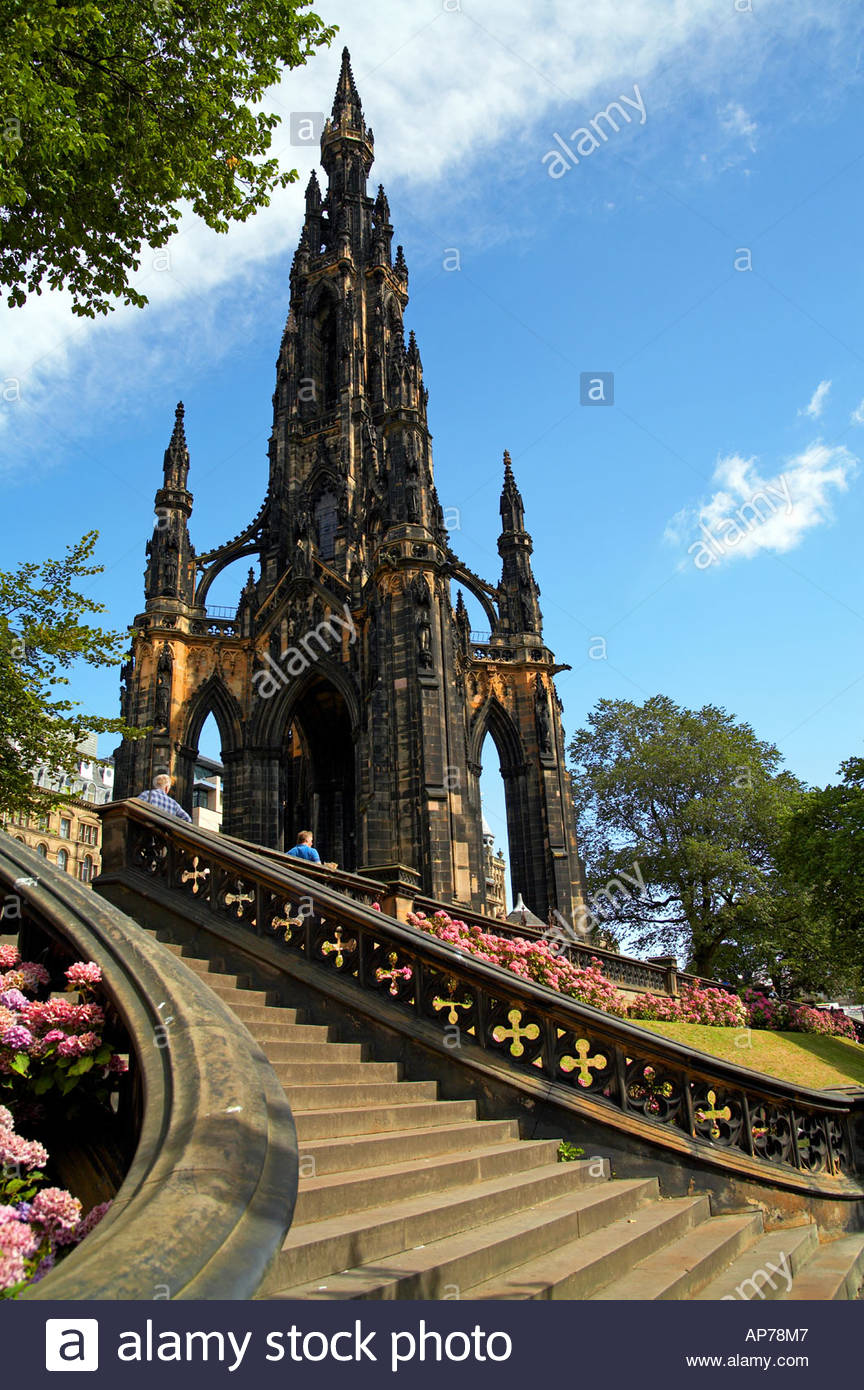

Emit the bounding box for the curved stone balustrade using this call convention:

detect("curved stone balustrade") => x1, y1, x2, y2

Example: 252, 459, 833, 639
0, 833, 298, 1300
96, 802, 864, 1201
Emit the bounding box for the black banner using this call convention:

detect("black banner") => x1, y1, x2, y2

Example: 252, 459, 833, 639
2, 1300, 858, 1387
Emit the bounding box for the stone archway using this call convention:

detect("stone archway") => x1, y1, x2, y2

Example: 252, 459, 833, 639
176, 676, 245, 833
282, 675, 357, 869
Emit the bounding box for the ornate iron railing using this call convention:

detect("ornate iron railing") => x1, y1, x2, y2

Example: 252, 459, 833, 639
99, 802, 864, 1194
0, 832, 298, 1300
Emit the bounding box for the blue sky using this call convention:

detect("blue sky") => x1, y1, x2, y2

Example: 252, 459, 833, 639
2, 1, 863, 880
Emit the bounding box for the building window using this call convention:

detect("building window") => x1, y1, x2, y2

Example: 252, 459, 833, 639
37, 813, 48, 831
56, 848, 68, 872
59, 818, 71, 840
35, 843, 48, 858
79, 856, 94, 884
314, 491, 339, 561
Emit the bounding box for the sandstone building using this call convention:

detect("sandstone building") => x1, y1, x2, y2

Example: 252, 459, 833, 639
114, 51, 583, 921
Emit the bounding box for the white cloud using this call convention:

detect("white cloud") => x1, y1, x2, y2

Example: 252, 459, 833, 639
665, 443, 857, 569
851, 398, 864, 425
719, 102, 758, 151
799, 379, 832, 419
0, 0, 859, 469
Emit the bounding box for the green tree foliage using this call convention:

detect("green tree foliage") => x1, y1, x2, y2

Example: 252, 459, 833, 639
0, 0, 336, 316
780, 757, 864, 959
569, 695, 805, 978
0, 531, 142, 817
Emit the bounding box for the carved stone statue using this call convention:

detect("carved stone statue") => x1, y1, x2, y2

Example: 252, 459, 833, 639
154, 644, 173, 728
534, 674, 553, 757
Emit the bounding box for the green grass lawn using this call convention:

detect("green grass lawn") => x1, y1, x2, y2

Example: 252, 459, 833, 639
636, 1020, 864, 1090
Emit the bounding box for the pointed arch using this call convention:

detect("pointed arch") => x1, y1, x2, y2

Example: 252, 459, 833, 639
307, 282, 341, 410
469, 697, 534, 912
181, 673, 244, 759
173, 673, 245, 831
251, 659, 360, 748
469, 697, 524, 777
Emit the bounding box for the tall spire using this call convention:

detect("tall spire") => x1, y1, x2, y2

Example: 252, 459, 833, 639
331, 47, 364, 128
320, 47, 374, 208
499, 449, 525, 534
162, 401, 190, 491
146, 401, 195, 607
498, 449, 541, 637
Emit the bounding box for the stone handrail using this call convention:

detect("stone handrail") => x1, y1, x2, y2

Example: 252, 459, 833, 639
0, 833, 298, 1300
96, 802, 864, 1199
220, 841, 719, 1000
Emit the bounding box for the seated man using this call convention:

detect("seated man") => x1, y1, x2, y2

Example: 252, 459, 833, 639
286, 830, 321, 863
137, 772, 192, 822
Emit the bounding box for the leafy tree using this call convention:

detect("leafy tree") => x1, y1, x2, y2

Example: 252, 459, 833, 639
0, 1, 336, 316
569, 695, 805, 977
780, 758, 864, 957
0, 531, 142, 818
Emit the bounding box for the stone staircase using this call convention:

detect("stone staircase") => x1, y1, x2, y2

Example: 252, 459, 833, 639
156, 935, 864, 1301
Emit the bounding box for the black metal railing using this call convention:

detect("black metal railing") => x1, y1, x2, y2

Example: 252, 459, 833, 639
99, 802, 864, 1193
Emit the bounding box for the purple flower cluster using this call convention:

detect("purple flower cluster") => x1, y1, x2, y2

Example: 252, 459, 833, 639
0, 955, 125, 1093
0, 1106, 111, 1297
408, 910, 627, 1014
629, 983, 747, 1028
741, 988, 859, 1040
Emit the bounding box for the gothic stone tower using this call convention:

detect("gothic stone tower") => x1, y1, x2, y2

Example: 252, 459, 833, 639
114, 49, 583, 921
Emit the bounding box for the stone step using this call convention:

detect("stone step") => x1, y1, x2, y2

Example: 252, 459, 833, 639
172, 955, 244, 988
285, 1079, 440, 1112
292, 1098, 480, 1142
465, 1195, 711, 1301
272, 1175, 654, 1300
243, 1019, 334, 1045
205, 981, 275, 1008
262, 1159, 616, 1292
591, 1211, 764, 1300
783, 1234, 864, 1301
228, 1002, 302, 1026
694, 1225, 819, 1301
298, 1119, 521, 1177
272, 1060, 402, 1087
259, 1040, 366, 1064
293, 1138, 560, 1225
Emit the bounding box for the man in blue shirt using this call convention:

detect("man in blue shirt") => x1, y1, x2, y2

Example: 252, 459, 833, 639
138, 772, 192, 822
286, 830, 321, 863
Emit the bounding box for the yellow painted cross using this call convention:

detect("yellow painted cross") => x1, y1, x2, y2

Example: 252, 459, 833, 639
559, 1038, 607, 1086
180, 858, 209, 892
322, 924, 357, 969
492, 1007, 540, 1058
432, 994, 473, 1025
696, 1088, 732, 1139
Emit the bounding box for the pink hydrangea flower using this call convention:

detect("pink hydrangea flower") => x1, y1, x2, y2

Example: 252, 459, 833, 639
75, 1201, 111, 1242
65, 962, 102, 990
1, 1024, 34, 1052
0, 1251, 26, 1292
0, 946, 21, 970
0, 989, 27, 1011
30, 1187, 82, 1243
0, 1215, 38, 1258
0, 1128, 48, 1171
18, 963, 50, 990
